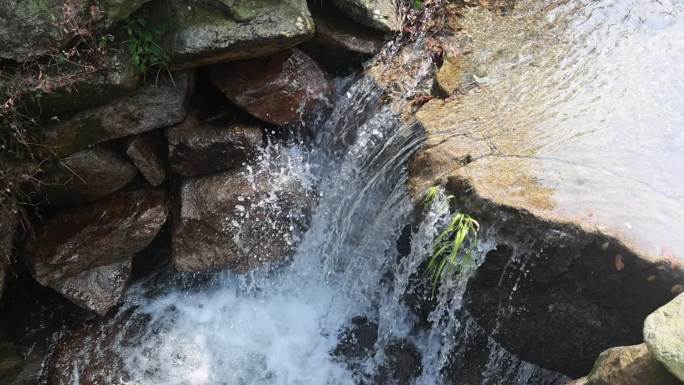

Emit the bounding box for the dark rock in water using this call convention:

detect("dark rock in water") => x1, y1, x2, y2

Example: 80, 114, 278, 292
0, 0, 151, 61
375, 339, 422, 385
38, 146, 138, 206
302, 4, 384, 73
332, 0, 401, 32
24, 189, 168, 315
574, 343, 682, 385
152, 0, 314, 70
44, 72, 193, 156
0, 335, 46, 385
210, 49, 333, 125
459, 196, 684, 377
333, 316, 379, 363
172, 166, 310, 272
166, 111, 263, 178
125, 133, 166, 186
46, 309, 148, 385
0, 200, 17, 301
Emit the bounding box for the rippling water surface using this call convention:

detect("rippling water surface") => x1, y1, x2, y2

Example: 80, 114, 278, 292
448, 0, 684, 258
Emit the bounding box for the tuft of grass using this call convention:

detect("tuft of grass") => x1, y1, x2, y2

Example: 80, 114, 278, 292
421, 187, 480, 291
123, 16, 169, 78
412, 0, 424, 9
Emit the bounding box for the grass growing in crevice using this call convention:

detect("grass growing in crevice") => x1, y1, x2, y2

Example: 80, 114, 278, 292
123, 15, 170, 81
421, 186, 479, 290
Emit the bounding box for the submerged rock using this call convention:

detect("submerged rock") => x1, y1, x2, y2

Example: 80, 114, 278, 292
172, 166, 310, 272
38, 146, 137, 206
0, 0, 151, 61
333, 316, 379, 364
152, 0, 314, 70
44, 72, 192, 156
333, 0, 401, 32
644, 293, 684, 382
125, 133, 166, 186
165, 112, 263, 177
210, 49, 333, 125
24, 189, 168, 315
375, 339, 423, 385
574, 344, 682, 385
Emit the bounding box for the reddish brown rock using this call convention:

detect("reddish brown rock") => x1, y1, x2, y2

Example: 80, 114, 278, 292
166, 112, 263, 177
25, 189, 168, 314
125, 133, 167, 186
210, 49, 333, 125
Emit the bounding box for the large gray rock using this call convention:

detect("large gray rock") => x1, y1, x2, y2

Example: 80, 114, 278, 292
574, 344, 682, 385
166, 112, 263, 177
644, 292, 684, 381
152, 0, 314, 70
0, 0, 151, 61
44, 72, 193, 156
24, 189, 168, 315
38, 146, 137, 206
172, 167, 309, 272
30, 48, 140, 116
125, 133, 166, 186
210, 49, 333, 125
333, 0, 401, 32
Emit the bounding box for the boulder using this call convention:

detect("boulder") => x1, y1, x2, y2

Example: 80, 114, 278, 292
302, 4, 384, 72
644, 292, 684, 381
332, 0, 401, 32
577, 344, 682, 385
24, 189, 168, 314
0, 0, 151, 61
29, 48, 140, 116
165, 113, 263, 177
125, 133, 166, 186
44, 72, 192, 156
172, 167, 309, 272
152, 0, 314, 70
38, 146, 137, 206
0, 200, 17, 300
210, 49, 333, 125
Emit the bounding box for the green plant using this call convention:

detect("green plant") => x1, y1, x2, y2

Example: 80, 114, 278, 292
412, 0, 424, 9
123, 16, 169, 76
421, 187, 480, 290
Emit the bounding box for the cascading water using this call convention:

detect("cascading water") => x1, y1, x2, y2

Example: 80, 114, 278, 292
47, 10, 573, 385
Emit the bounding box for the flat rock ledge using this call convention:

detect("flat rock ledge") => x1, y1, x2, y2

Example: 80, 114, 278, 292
644, 292, 684, 382
408, 106, 684, 377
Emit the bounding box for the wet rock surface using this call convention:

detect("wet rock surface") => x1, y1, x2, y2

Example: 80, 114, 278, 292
38, 146, 138, 206
333, 0, 401, 32
44, 72, 192, 156
210, 49, 332, 125
454, 184, 684, 377
172, 166, 310, 272
166, 110, 263, 178
333, 316, 378, 364
24, 189, 168, 314
153, 0, 314, 70
575, 344, 682, 385
125, 132, 166, 186
643, 292, 684, 382
375, 339, 422, 385
46, 309, 148, 385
